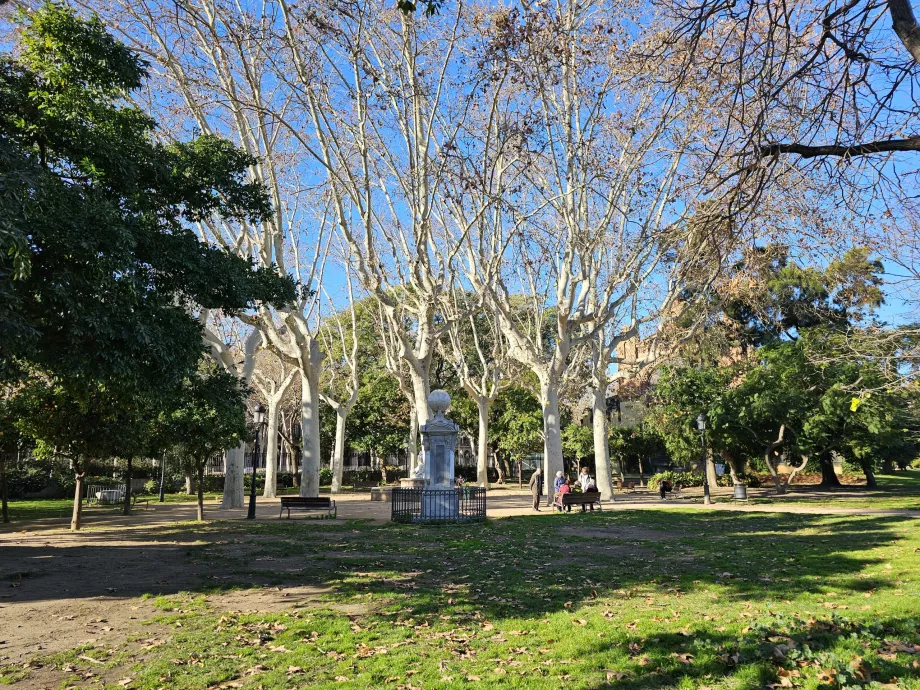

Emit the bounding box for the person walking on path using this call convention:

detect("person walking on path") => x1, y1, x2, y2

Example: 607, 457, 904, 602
529, 467, 544, 511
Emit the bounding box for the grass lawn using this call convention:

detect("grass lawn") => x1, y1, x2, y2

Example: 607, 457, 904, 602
0, 493, 227, 522
751, 472, 920, 511
6, 510, 919, 689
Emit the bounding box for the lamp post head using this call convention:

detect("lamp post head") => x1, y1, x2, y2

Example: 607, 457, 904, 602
255, 403, 267, 427
696, 413, 706, 431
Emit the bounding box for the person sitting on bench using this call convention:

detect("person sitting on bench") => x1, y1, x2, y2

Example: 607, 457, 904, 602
573, 470, 599, 512
659, 479, 673, 499
555, 478, 573, 512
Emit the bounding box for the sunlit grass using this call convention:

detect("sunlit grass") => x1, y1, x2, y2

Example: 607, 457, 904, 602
5, 510, 918, 689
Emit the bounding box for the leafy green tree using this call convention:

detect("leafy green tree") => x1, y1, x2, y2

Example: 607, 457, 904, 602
14, 379, 164, 530
608, 425, 666, 482
490, 387, 544, 481
0, 4, 293, 391
723, 333, 918, 489
1, 5, 294, 525
164, 365, 249, 520
562, 423, 594, 472
347, 374, 411, 484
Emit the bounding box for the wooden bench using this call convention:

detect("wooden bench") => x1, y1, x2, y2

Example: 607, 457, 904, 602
279, 496, 337, 519
555, 491, 602, 512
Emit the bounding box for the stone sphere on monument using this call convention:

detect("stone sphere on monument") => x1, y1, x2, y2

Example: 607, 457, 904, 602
428, 389, 451, 415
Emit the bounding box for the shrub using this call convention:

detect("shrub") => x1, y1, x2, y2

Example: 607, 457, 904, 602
319, 467, 333, 486
648, 471, 704, 490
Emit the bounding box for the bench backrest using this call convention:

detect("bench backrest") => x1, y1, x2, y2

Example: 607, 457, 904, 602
280, 496, 332, 507
562, 492, 600, 503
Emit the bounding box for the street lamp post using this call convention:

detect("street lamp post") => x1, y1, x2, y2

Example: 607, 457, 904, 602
697, 413, 711, 505
247, 404, 267, 520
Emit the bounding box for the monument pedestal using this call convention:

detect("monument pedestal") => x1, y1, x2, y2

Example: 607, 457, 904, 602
400, 477, 425, 490
421, 487, 460, 520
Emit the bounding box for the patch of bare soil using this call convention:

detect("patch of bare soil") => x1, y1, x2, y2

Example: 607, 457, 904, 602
0, 531, 208, 670
0, 523, 378, 688
556, 525, 683, 541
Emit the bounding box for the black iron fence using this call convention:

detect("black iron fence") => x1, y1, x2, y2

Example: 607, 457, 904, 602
391, 487, 487, 524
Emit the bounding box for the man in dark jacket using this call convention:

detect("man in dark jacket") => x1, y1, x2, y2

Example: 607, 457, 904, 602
528, 467, 544, 511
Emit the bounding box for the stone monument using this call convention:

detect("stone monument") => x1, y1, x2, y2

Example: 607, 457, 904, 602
419, 389, 460, 520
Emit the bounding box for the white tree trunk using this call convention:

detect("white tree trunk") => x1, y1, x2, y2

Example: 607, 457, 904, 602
408, 410, 419, 466
221, 444, 246, 508
476, 397, 490, 488
540, 378, 565, 505
592, 387, 615, 500
262, 397, 280, 498
331, 408, 347, 493
299, 368, 322, 497
410, 368, 431, 428
219, 330, 259, 510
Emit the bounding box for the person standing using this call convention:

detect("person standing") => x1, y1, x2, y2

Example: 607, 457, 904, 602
553, 471, 565, 494
529, 467, 544, 511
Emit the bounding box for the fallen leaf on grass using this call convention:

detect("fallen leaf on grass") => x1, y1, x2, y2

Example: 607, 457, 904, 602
287, 666, 303, 675
674, 653, 694, 664
117, 678, 133, 687
466, 674, 481, 681
335, 676, 349, 682
606, 671, 628, 681
77, 654, 105, 666
573, 619, 587, 627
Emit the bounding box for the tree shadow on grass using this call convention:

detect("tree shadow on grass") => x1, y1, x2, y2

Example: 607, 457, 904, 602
2, 511, 916, 621
574, 614, 920, 689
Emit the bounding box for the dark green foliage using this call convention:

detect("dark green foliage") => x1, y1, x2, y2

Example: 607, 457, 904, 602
0, 4, 294, 391
347, 373, 411, 461
490, 386, 543, 464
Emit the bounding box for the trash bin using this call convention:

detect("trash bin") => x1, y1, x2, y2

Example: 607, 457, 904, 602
733, 483, 748, 500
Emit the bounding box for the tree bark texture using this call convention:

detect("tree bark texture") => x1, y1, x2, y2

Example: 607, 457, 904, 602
819, 451, 843, 487
592, 387, 615, 500
540, 380, 565, 505
0, 453, 8, 523
476, 397, 490, 488
221, 444, 246, 508
262, 397, 281, 498
300, 368, 322, 497
331, 408, 347, 493
71, 468, 85, 532
197, 464, 205, 521
122, 456, 133, 516
890, 0, 920, 62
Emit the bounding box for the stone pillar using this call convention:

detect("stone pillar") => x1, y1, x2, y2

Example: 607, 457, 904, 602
419, 390, 460, 519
